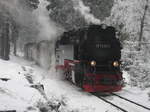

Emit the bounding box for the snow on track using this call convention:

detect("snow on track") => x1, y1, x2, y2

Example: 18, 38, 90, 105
103, 94, 150, 112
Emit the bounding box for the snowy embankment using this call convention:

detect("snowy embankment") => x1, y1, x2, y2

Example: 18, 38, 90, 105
0, 57, 46, 112
0, 56, 150, 112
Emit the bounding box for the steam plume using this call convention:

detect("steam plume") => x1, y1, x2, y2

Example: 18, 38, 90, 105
34, 0, 64, 41
72, 0, 101, 24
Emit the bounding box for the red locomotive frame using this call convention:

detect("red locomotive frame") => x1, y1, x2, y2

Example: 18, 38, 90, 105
56, 59, 123, 92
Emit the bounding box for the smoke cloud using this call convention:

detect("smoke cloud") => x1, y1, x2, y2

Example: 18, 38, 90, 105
0, 0, 63, 43
72, 0, 101, 24
34, 0, 64, 41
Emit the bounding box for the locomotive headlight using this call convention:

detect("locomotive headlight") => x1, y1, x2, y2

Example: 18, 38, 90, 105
113, 61, 119, 67
91, 60, 96, 66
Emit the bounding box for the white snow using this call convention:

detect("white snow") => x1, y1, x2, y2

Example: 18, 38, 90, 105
122, 71, 131, 85
0, 55, 150, 112
0, 57, 46, 112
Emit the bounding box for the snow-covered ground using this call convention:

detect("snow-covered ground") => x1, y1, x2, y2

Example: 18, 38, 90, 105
0, 56, 46, 112
0, 55, 150, 112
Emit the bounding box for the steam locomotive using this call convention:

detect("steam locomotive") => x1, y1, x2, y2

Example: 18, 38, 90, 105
55, 24, 123, 92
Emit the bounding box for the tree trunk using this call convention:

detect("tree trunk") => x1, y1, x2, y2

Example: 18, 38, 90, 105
0, 33, 4, 58
3, 21, 10, 60
12, 24, 18, 56
0, 21, 10, 60
13, 38, 17, 56
138, 0, 149, 50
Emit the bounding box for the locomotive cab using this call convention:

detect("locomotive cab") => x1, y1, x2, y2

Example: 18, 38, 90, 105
55, 24, 123, 92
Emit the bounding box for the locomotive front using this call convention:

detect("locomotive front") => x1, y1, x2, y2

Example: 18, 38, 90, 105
74, 25, 123, 92
55, 24, 123, 92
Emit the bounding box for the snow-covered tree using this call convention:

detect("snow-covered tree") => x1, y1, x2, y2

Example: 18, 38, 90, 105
47, 0, 114, 30
108, 0, 150, 88
82, 0, 114, 21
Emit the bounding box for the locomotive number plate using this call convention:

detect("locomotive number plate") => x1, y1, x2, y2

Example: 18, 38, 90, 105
96, 44, 111, 48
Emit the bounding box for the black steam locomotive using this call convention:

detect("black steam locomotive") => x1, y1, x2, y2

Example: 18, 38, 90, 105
55, 24, 123, 92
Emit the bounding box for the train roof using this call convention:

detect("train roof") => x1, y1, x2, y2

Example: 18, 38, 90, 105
57, 24, 116, 45
64, 24, 116, 33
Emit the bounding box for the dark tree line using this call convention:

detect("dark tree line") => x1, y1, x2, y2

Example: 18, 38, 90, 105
0, 0, 39, 60
0, 2, 18, 60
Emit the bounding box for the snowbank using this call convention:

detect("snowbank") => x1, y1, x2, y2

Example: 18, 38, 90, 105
0, 58, 45, 112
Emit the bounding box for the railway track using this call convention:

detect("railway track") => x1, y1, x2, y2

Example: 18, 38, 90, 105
93, 93, 150, 112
